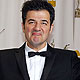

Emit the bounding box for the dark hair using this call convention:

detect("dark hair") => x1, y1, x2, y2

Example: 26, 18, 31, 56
22, 0, 55, 26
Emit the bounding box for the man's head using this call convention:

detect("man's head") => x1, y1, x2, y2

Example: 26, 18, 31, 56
22, 0, 55, 26
22, 0, 55, 51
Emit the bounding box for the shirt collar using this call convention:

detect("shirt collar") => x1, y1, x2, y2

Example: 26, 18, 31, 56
25, 42, 47, 56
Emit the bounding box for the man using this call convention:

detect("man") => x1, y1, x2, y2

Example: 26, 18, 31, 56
0, 0, 80, 80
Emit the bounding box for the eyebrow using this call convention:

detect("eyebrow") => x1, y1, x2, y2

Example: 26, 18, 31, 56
28, 19, 35, 22
27, 19, 48, 23
41, 20, 48, 23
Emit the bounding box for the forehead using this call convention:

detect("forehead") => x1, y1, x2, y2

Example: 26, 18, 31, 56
26, 10, 50, 20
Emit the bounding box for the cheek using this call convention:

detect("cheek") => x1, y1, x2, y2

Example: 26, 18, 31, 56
25, 27, 31, 33
25, 27, 33, 38
44, 28, 50, 34
27, 28, 30, 32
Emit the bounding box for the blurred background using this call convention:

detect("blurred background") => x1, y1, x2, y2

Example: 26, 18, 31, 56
0, 0, 80, 54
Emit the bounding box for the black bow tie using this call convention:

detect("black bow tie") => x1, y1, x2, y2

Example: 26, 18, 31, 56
28, 51, 49, 57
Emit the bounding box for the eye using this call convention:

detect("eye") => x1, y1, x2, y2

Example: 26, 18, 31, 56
29, 21, 35, 24
41, 22, 47, 25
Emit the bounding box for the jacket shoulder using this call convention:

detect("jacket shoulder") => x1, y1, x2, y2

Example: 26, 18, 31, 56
48, 44, 77, 56
0, 43, 25, 54
0, 48, 19, 55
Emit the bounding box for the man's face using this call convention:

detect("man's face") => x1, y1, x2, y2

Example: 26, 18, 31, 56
22, 10, 53, 49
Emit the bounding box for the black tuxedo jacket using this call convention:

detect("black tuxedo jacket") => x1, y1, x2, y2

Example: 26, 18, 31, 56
0, 43, 80, 80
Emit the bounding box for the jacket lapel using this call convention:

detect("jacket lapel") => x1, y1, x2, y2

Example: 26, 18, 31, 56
15, 43, 56, 80
15, 43, 30, 80
40, 45, 56, 80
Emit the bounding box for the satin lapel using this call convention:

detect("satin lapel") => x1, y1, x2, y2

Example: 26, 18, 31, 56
40, 45, 56, 80
15, 43, 30, 80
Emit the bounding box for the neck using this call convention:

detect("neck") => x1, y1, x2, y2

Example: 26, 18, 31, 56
27, 42, 47, 51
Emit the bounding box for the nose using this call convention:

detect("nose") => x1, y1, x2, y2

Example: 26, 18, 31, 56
33, 22, 41, 31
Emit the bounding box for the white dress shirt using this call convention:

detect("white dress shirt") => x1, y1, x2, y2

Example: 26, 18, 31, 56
25, 43, 47, 80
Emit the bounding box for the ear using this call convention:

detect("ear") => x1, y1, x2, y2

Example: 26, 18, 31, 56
22, 23, 25, 33
50, 24, 54, 34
